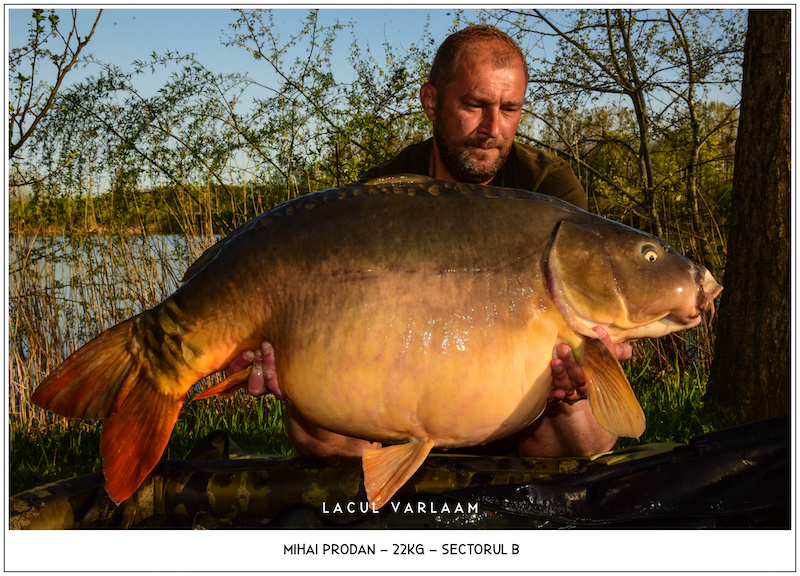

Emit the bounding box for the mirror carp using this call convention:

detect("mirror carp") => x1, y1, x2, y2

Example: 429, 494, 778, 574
32, 177, 722, 509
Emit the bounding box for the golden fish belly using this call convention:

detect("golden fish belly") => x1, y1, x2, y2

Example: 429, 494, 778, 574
275, 270, 556, 448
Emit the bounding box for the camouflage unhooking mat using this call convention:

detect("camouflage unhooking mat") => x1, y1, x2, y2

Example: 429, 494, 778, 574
9, 416, 789, 529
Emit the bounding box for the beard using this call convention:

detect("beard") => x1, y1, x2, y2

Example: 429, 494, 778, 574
432, 121, 512, 183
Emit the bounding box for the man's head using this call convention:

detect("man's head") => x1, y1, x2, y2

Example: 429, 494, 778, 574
428, 25, 529, 93
421, 25, 528, 184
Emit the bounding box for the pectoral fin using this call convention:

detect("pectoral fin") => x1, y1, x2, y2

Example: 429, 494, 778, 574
362, 439, 435, 510
582, 338, 646, 439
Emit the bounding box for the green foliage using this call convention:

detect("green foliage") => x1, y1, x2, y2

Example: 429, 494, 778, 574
223, 9, 432, 187
10, 8, 440, 237
10, 8, 745, 261
9, 421, 103, 496
618, 351, 733, 448
491, 8, 744, 247
172, 394, 293, 459
8, 9, 102, 175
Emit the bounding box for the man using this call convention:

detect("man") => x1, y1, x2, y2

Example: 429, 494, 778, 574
359, 26, 586, 208
228, 25, 631, 459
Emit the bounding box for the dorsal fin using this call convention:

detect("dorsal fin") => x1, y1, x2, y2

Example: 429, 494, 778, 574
181, 238, 230, 282
361, 174, 434, 186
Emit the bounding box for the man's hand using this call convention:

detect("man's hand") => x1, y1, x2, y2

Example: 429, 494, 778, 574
549, 327, 632, 404
226, 342, 284, 400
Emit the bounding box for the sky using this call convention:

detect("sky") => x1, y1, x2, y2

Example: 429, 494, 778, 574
8, 6, 750, 116
7, 5, 749, 125
7, 7, 476, 99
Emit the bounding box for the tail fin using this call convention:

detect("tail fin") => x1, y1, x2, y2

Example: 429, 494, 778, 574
32, 311, 198, 503
99, 377, 185, 502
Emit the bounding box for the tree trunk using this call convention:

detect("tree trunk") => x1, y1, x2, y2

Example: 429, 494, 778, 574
705, 10, 791, 423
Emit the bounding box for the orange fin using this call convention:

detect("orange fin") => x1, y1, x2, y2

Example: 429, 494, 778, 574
362, 439, 435, 510
31, 316, 142, 419
193, 367, 252, 400
100, 380, 185, 502
582, 338, 646, 439
32, 310, 200, 503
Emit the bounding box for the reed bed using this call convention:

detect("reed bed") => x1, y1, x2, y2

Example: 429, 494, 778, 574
8, 226, 294, 494
9, 230, 198, 429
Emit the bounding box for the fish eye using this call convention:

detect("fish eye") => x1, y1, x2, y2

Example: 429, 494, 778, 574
642, 245, 659, 262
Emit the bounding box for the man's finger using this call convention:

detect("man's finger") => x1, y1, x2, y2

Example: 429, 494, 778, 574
226, 350, 254, 376
557, 343, 587, 387
592, 326, 632, 361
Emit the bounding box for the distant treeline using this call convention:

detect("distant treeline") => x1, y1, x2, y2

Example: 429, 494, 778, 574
9, 182, 297, 236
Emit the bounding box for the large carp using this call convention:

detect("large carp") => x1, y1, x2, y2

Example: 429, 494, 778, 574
32, 177, 722, 509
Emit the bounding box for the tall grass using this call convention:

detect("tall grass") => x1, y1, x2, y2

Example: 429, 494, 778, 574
9, 395, 293, 495
619, 350, 730, 448
9, 229, 199, 430
8, 224, 295, 495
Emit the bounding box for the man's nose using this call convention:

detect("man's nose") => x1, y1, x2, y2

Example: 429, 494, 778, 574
478, 107, 501, 139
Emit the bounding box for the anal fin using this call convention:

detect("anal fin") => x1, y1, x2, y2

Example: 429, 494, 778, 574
193, 367, 252, 400
582, 338, 646, 439
362, 439, 435, 510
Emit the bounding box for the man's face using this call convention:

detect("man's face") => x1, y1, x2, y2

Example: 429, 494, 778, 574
424, 47, 526, 184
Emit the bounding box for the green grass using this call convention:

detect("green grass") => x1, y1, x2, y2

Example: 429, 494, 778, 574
617, 355, 732, 448
170, 392, 294, 458
9, 393, 295, 496
9, 421, 103, 495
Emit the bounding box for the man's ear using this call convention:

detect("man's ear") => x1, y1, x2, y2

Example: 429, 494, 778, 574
420, 83, 437, 122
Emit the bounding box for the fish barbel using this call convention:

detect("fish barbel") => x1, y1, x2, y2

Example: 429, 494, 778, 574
32, 177, 722, 509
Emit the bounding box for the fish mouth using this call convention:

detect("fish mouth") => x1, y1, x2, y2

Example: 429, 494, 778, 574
696, 267, 723, 324
668, 267, 723, 326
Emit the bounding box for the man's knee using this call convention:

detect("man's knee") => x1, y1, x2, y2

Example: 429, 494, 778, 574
515, 402, 618, 458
